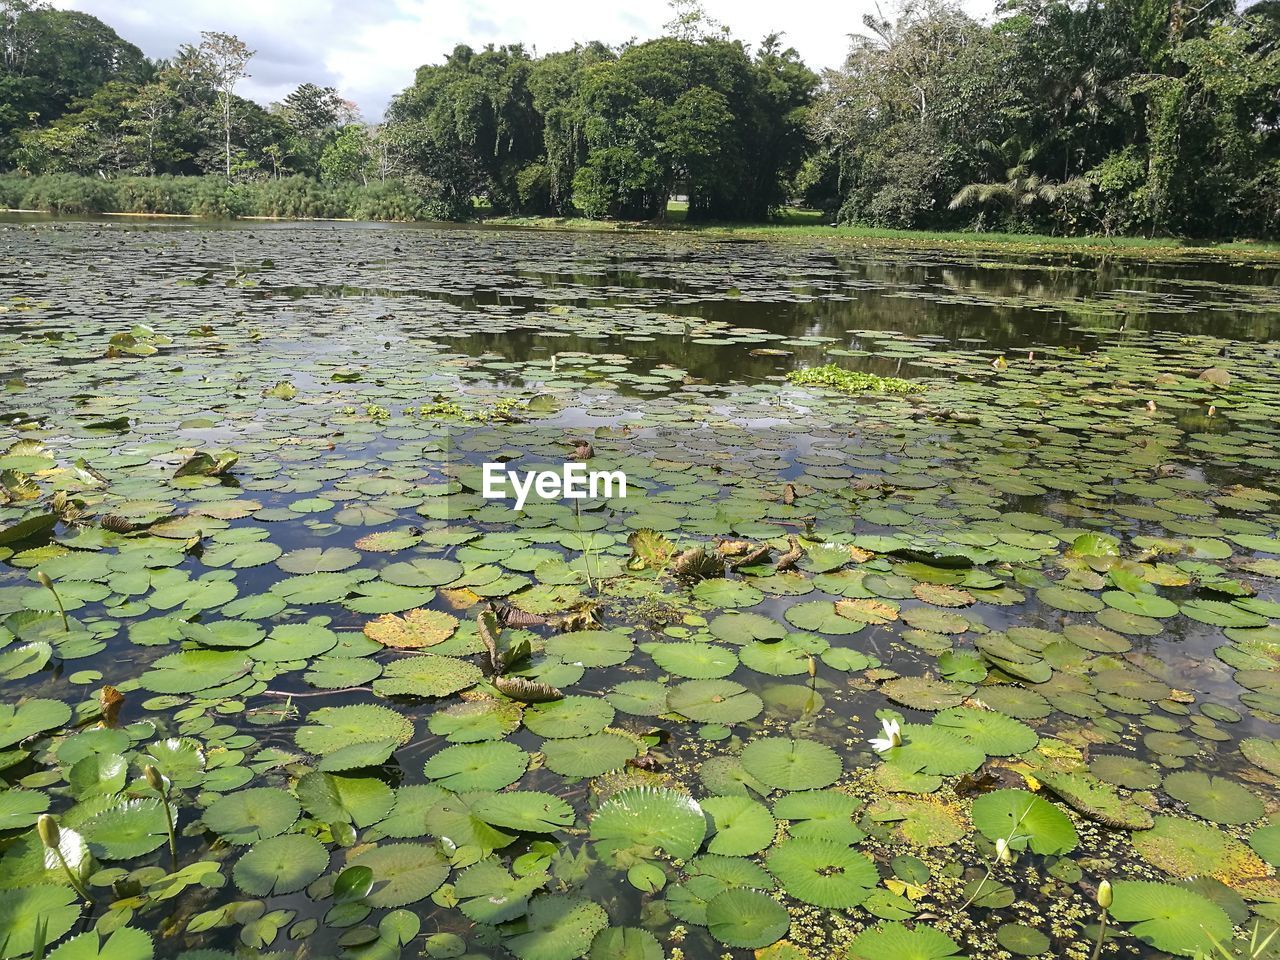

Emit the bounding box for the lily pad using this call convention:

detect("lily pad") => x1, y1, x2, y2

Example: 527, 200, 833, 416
1108, 880, 1231, 957
741, 737, 843, 791
590, 787, 706, 859
233, 833, 329, 896
504, 895, 608, 960
848, 921, 965, 960
347, 842, 451, 907
970, 790, 1077, 855
704, 887, 789, 949
766, 837, 878, 908
202, 787, 300, 845
1163, 771, 1264, 824
702, 795, 776, 855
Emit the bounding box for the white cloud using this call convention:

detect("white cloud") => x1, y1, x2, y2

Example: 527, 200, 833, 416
50, 0, 992, 119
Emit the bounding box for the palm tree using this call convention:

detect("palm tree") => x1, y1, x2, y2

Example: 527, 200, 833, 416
949, 138, 1091, 230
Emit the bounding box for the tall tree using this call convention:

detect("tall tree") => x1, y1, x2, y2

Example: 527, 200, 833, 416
196, 31, 254, 177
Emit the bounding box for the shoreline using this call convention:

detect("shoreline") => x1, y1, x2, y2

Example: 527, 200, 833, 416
481, 215, 1280, 263
5, 206, 1280, 264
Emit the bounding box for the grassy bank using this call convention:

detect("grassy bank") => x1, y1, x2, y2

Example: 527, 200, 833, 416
484, 207, 1280, 263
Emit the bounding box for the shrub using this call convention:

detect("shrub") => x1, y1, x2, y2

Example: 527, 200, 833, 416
113, 176, 199, 215
18, 174, 117, 214
248, 176, 348, 219
515, 163, 553, 214
0, 172, 469, 224
0, 175, 24, 209
349, 180, 426, 222
189, 178, 252, 219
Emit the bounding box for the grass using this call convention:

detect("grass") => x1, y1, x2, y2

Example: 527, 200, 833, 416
483, 203, 1280, 263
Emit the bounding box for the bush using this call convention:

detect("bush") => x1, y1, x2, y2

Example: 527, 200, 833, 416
248, 176, 348, 219
515, 163, 553, 214
349, 180, 426, 222
0, 175, 24, 209
189, 178, 252, 219
17, 174, 117, 214
113, 176, 199, 215
0, 172, 468, 224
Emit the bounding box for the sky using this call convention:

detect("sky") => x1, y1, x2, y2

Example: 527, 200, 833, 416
49, 0, 989, 121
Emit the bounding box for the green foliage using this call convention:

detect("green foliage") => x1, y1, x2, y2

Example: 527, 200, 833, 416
786, 364, 922, 395
8, 172, 115, 213
812, 0, 1279, 238
0, 172, 434, 222
4, 0, 1280, 237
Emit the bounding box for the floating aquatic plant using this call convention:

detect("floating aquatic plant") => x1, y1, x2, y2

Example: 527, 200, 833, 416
0, 221, 1278, 959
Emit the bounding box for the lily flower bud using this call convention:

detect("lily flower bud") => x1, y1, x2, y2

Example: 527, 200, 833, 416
38, 813, 60, 850
1097, 879, 1113, 909
144, 764, 166, 793
995, 837, 1012, 863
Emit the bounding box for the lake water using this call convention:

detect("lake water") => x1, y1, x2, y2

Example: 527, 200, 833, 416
2, 218, 1279, 960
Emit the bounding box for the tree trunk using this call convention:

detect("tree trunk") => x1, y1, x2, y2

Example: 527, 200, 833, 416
224, 97, 232, 178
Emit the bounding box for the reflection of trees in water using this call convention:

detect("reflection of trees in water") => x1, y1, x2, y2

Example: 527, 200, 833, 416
44, 220, 1280, 377
374, 236, 1280, 363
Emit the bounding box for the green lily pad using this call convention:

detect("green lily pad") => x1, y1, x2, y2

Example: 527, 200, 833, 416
668, 680, 764, 724
702, 795, 776, 856
704, 887, 789, 948
524, 697, 615, 738
82, 799, 169, 859
1108, 881, 1231, 957
233, 833, 329, 896
932, 707, 1038, 756
1163, 771, 1264, 824
455, 859, 549, 924
541, 732, 640, 778
347, 842, 451, 907
590, 786, 707, 859
202, 787, 300, 845
504, 895, 608, 960
423, 741, 529, 791
741, 737, 843, 791
971, 790, 1077, 855
766, 837, 878, 908
472, 791, 576, 833
847, 922, 965, 960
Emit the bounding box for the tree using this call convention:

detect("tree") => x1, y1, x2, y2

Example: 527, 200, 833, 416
196, 31, 254, 177
569, 34, 815, 220
274, 83, 358, 176
385, 44, 545, 214
812, 0, 1007, 227
122, 75, 191, 174
0, 0, 148, 165
529, 43, 616, 213
320, 124, 374, 184
949, 137, 1092, 231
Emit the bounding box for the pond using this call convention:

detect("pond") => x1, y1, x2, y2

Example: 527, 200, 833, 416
2, 217, 1280, 960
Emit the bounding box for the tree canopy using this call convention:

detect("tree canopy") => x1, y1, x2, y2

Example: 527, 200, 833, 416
2, 0, 1278, 237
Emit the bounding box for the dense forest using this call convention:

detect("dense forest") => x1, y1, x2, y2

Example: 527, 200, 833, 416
1, 0, 1278, 236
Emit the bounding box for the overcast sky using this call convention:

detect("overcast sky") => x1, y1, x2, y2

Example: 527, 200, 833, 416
49, 0, 991, 121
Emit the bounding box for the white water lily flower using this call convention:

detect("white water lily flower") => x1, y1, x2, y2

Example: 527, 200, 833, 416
869, 717, 903, 753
